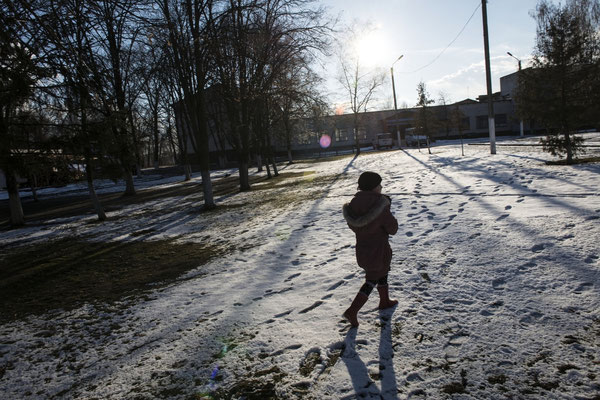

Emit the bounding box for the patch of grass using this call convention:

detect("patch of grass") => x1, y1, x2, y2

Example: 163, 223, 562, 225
488, 374, 507, 385
0, 238, 223, 322
557, 364, 580, 374
299, 350, 322, 377
442, 382, 465, 394
211, 366, 287, 400
545, 156, 600, 165
294, 153, 357, 164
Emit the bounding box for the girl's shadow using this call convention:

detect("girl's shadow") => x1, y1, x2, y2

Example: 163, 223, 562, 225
342, 312, 399, 399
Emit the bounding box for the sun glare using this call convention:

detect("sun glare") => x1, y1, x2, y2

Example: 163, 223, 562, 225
354, 30, 390, 68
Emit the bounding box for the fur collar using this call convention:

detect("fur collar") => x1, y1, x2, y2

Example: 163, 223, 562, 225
343, 196, 390, 228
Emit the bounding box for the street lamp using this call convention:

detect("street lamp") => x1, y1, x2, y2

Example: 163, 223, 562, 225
390, 55, 404, 147
507, 52, 521, 71
507, 52, 524, 137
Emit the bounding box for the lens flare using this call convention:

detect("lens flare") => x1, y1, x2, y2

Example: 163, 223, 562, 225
319, 134, 332, 148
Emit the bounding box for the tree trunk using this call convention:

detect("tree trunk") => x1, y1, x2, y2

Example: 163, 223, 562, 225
128, 110, 143, 177
265, 158, 272, 178
201, 169, 215, 209
239, 159, 250, 191
565, 133, 573, 164
271, 155, 278, 177
123, 168, 136, 196
284, 117, 293, 164
153, 109, 160, 170
184, 162, 192, 181
30, 174, 39, 202
256, 154, 263, 172
354, 123, 361, 156
85, 158, 106, 221
6, 169, 25, 227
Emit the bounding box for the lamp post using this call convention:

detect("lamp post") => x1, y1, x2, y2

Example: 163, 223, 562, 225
390, 55, 404, 148
507, 52, 524, 137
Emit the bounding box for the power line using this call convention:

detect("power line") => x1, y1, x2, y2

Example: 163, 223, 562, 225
399, 1, 482, 74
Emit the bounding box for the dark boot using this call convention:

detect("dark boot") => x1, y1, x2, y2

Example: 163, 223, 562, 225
343, 293, 369, 327
377, 285, 398, 310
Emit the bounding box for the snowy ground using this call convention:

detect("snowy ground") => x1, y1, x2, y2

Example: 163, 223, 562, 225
1, 135, 599, 399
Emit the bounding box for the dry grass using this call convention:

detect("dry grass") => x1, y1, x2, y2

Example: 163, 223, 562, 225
0, 238, 224, 323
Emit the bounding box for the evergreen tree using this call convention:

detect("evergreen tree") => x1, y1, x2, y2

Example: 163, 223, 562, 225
516, 0, 600, 163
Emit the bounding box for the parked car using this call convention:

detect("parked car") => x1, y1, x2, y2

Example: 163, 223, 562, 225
406, 134, 428, 147
373, 133, 394, 150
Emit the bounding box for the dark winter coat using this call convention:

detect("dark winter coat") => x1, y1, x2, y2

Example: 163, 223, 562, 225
342, 191, 398, 280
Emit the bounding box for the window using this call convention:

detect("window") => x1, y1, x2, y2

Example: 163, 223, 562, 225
335, 128, 350, 142
358, 128, 367, 140
495, 114, 507, 127
476, 115, 488, 129
297, 131, 315, 145
461, 117, 470, 130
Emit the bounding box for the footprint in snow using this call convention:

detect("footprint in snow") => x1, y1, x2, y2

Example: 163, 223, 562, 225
505, 205, 512, 210
299, 301, 324, 314
574, 282, 593, 293
496, 214, 509, 221
492, 278, 506, 290
274, 309, 293, 318
531, 243, 553, 253
584, 254, 598, 264
517, 261, 536, 273
446, 333, 470, 347
327, 280, 345, 291
519, 311, 544, 325
271, 344, 303, 357
285, 273, 301, 282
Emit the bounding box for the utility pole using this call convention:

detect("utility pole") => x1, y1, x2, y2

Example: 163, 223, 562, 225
507, 52, 524, 137
481, 0, 496, 154
391, 55, 404, 148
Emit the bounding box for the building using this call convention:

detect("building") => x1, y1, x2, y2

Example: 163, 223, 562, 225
176, 71, 529, 166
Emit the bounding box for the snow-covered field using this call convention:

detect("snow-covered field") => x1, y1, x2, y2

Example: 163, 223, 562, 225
1, 136, 599, 399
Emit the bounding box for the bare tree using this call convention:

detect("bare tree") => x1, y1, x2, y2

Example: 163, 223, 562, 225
438, 91, 452, 138
13, 0, 115, 221
336, 24, 386, 156
415, 81, 436, 154
88, 0, 147, 195
158, 0, 216, 208
450, 105, 467, 156
0, 3, 46, 226
209, 0, 331, 190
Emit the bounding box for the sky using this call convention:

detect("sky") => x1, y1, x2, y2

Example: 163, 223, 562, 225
319, 0, 544, 112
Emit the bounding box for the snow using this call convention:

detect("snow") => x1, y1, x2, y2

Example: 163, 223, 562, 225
1, 135, 600, 399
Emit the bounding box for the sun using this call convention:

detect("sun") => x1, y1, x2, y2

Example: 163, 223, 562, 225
353, 29, 391, 68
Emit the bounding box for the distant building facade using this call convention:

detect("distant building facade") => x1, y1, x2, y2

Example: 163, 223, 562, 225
175, 71, 530, 166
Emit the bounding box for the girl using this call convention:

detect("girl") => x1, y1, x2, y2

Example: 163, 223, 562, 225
342, 171, 399, 327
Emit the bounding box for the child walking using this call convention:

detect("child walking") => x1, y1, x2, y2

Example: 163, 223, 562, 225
342, 171, 399, 327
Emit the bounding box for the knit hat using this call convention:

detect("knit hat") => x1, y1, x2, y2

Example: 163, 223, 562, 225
358, 171, 382, 191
